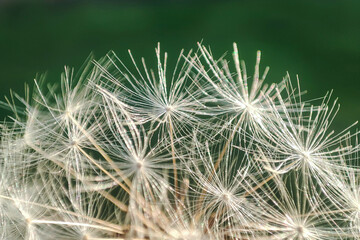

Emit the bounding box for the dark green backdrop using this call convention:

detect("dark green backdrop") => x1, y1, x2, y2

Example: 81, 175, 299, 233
1, 0, 359, 131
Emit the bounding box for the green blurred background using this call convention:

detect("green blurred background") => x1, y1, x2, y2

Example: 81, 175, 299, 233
0, 0, 359, 131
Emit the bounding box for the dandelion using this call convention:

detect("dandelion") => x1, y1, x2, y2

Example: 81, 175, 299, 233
0, 43, 359, 239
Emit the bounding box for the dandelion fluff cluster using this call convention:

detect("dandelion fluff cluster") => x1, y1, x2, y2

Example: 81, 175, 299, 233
1, 43, 359, 239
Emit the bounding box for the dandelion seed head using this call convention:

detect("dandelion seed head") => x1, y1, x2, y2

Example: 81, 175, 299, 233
0, 43, 358, 239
